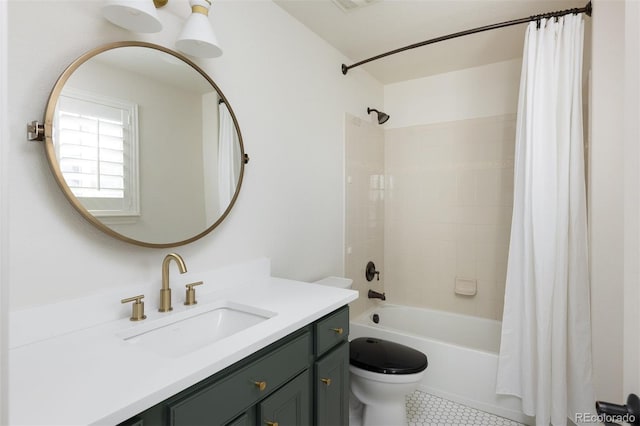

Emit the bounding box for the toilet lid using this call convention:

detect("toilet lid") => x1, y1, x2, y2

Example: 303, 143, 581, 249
349, 337, 428, 375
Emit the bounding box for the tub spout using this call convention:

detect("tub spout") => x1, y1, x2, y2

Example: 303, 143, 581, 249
368, 289, 386, 300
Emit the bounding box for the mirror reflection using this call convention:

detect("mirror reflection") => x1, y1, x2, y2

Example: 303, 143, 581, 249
45, 43, 244, 247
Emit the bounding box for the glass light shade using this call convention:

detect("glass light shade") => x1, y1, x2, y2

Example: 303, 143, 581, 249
102, 0, 162, 33
175, 0, 223, 58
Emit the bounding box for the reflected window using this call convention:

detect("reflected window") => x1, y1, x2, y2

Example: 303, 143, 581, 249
54, 88, 140, 217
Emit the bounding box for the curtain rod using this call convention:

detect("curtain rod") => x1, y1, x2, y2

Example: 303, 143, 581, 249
341, 1, 592, 75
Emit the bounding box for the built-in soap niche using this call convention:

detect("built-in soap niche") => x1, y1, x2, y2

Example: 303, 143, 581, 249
454, 277, 477, 296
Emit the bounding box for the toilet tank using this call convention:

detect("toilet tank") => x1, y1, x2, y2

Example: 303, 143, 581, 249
313, 276, 353, 289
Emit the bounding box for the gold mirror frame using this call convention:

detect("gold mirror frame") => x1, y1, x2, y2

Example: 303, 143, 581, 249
42, 41, 246, 248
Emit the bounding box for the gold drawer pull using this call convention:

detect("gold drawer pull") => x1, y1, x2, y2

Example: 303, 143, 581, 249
331, 327, 344, 335
265, 422, 279, 426
254, 380, 267, 391
321, 378, 332, 386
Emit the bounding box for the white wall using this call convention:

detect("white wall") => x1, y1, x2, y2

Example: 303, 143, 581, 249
590, 0, 625, 402
6, 0, 383, 310
384, 59, 521, 129
0, 0, 8, 422
623, 0, 640, 399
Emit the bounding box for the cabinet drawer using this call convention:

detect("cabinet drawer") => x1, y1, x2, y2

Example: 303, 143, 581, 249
168, 331, 311, 426
315, 306, 349, 356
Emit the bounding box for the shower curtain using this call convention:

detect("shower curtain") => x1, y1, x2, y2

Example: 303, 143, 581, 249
496, 14, 595, 426
218, 101, 238, 213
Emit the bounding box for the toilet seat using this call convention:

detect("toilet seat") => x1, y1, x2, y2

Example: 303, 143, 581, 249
349, 337, 428, 375
349, 364, 425, 384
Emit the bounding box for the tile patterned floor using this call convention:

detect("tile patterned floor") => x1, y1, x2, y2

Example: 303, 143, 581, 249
406, 391, 524, 426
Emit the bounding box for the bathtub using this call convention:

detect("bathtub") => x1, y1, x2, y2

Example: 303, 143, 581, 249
349, 304, 533, 425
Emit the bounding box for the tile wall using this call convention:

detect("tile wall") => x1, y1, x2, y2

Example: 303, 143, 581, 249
345, 114, 385, 318
384, 115, 516, 320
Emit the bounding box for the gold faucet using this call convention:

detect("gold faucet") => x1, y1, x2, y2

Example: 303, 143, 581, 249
160, 253, 187, 312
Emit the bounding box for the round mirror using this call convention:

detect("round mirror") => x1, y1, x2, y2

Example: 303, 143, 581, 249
43, 42, 246, 248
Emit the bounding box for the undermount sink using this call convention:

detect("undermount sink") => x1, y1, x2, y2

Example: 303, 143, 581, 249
118, 301, 276, 358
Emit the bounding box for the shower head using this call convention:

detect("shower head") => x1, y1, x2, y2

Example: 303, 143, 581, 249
367, 107, 390, 125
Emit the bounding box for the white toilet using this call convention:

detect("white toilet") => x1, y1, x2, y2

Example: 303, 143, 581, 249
313, 277, 429, 426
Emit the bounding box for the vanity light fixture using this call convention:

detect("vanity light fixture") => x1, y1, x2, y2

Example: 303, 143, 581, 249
176, 0, 223, 58
102, 0, 164, 33
101, 0, 223, 58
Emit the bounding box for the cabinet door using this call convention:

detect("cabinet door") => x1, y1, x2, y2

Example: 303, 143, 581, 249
258, 371, 311, 426
315, 342, 349, 426
225, 410, 255, 426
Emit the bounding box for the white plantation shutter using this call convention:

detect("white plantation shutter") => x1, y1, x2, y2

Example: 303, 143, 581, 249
55, 89, 139, 217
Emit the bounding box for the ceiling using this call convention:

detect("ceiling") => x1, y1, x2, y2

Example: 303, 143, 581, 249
274, 0, 588, 84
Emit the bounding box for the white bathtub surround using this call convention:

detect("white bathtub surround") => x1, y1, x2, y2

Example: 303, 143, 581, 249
350, 305, 533, 424
383, 114, 516, 321
9, 258, 358, 425
344, 113, 385, 318
497, 14, 595, 426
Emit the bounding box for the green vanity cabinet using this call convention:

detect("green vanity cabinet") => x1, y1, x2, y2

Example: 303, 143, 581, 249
168, 332, 311, 425
258, 370, 311, 426
314, 342, 349, 426
121, 306, 350, 426
314, 306, 349, 356
225, 412, 254, 426
313, 307, 350, 426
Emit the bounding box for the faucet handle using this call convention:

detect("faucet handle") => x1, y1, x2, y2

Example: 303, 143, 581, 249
184, 281, 204, 306
121, 295, 147, 321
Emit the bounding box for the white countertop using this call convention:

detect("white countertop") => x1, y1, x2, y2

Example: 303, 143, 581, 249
9, 266, 357, 425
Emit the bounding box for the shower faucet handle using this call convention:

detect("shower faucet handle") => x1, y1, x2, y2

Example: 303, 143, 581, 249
365, 261, 380, 281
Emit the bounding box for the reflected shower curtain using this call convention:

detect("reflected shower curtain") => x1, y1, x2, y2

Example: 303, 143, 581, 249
218, 102, 239, 213
496, 14, 595, 426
